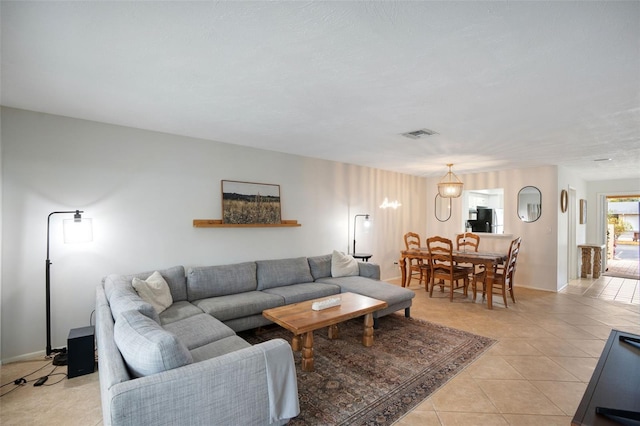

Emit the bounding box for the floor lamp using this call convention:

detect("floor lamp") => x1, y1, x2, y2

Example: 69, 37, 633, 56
46, 210, 92, 365
352, 214, 372, 261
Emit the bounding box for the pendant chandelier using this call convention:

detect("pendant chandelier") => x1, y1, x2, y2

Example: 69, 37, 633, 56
437, 164, 464, 198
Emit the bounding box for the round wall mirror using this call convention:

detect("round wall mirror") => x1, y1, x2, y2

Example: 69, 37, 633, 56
435, 194, 451, 222
517, 186, 542, 222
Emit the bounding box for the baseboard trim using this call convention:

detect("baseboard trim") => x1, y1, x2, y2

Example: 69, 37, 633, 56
1, 349, 46, 365
511, 284, 557, 293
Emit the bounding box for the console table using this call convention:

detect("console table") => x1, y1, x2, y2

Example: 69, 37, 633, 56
572, 329, 640, 425
578, 244, 605, 279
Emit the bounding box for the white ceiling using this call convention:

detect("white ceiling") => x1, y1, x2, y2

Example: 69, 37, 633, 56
2, 1, 639, 181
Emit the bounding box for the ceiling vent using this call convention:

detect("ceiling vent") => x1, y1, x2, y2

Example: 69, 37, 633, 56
401, 128, 439, 139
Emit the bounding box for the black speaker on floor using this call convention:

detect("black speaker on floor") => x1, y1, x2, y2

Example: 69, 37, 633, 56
67, 326, 95, 379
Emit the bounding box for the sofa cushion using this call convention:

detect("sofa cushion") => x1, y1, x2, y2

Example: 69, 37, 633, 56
113, 310, 192, 378
158, 301, 204, 326
104, 265, 187, 302
109, 287, 160, 324
132, 271, 173, 314
256, 257, 314, 290
187, 262, 257, 301
193, 291, 284, 322
163, 313, 236, 350
307, 254, 332, 280
223, 315, 274, 333
189, 336, 252, 363
262, 282, 340, 304
317, 275, 415, 306
331, 250, 359, 277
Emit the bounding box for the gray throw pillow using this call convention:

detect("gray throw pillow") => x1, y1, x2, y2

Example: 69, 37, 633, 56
114, 309, 192, 377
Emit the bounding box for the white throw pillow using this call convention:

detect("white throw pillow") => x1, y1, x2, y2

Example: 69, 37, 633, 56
331, 250, 360, 277
132, 271, 173, 314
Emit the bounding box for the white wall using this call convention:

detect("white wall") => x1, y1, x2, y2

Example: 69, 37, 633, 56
1, 107, 427, 361
557, 166, 587, 288
426, 167, 559, 292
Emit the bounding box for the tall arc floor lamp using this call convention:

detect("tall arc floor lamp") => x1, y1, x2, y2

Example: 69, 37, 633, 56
46, 210, 92, 365
352, 214, 372, 261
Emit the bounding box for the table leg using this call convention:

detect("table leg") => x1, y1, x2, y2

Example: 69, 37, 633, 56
291, 334, 301, 351
593, 248, 602, 279
328, 324, 339, 339
399, 256, 408, 287
580, 248, 590, 278
301, 331, 314, 372
362, 313, 374, 347
484, 260, 494, 310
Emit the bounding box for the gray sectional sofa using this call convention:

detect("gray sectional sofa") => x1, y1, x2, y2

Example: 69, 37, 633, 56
96, 254, 415, 426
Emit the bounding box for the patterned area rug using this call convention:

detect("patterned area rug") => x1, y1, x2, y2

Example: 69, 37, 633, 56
242, 314, 495, 425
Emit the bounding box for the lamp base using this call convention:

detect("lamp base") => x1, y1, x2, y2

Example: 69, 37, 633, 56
53, 352, 68, 366
51, 348, 68, 366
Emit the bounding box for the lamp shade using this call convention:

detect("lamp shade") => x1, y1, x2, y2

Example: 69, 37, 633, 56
437, 164, 463, 198
63, 217, 93, 243
352, 213, 371, 256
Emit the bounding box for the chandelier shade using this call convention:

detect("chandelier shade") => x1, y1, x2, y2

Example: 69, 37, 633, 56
437, 164, 464, 198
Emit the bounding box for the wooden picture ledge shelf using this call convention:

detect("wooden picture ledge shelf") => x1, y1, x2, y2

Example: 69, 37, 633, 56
193, 219, 301, 228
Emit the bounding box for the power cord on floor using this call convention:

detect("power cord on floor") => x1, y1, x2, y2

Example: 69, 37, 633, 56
0, 359, 51, 397
41, 365, 67, 386
0, 359, 67, 397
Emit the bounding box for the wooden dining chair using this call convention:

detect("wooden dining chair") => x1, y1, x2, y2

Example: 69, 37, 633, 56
426, 236, 469, 301
455, 232, 480, 253
456, 232, 483, 300
475, 237, 522, 307
403, 232, 428, 287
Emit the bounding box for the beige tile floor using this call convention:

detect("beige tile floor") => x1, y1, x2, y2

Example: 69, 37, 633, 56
605, 256, 639, 280
562, 273, 640, 304
395, 275, 640, 426
1, 276, 639, 426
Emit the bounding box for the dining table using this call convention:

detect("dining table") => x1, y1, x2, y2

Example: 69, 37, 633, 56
399, 248, 508, 309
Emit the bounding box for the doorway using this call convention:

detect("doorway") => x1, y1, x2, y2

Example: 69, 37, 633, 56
603, 195, 639, 279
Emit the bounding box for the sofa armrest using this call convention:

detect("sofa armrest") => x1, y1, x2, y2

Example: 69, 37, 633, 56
105, 339, 298, 426
358, 262, 380, 280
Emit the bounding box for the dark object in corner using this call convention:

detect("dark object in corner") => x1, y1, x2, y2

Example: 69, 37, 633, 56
572, 330, 640, 425
67, 326, 95, 378
595, 407, 640, 425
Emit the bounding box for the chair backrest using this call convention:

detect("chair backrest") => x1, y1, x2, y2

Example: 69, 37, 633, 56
455, 233, 480, 252
426, 236, 455, 273
504, 237, 522, 285
404, 232, 421, 251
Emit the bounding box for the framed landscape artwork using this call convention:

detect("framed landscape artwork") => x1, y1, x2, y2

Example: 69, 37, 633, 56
221, 180, 282, 224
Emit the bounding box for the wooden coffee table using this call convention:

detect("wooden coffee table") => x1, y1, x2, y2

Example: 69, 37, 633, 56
262, 292, 388, 372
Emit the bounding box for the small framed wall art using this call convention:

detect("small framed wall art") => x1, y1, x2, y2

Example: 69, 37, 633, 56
579, 199, 587, 224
